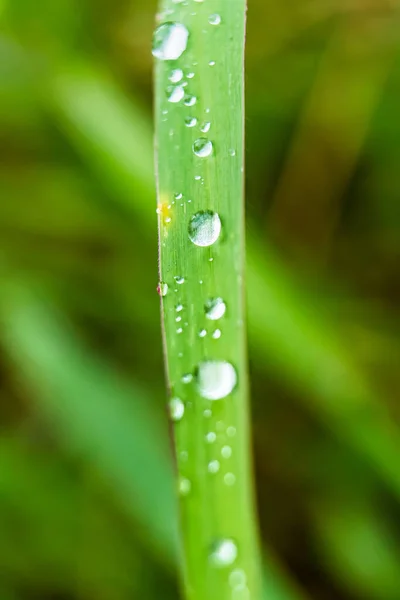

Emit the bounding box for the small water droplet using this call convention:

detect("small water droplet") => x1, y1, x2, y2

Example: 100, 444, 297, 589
182, 373, 193, 384
221, 445, 232, 459
205, 431, 217, 443
174, 276, 185, 284
209, 60, 216, 66
227, 426, 236, 438
212, 329, 222, 340
187, 71, 195, 79
210, 539, 238, 567
224, 472, 236, 486
152, 22, 189, 61
196, 361, 237, 400
205, 297, 226, 320
188, 211, 221, 247
193, 138, 213, 158
229, 570, 247, 588
179, 477, 191, 496
169, 397, 185, 422
176, 304, 184, 313
185, 116, 197, 127
157, 282, 168, 297
184, 94, 197, 107
177, 327, 183, 334
208, 13, 222, 25
199, 329, 207, 338
200, 121, 211, 133
204, 408, 212, 418
194, 175, 202, 181
174, 192, 183, 200
229, 148, 236, 157
169, 68, 183, 83
176, 316, 182, 322
208, 460, 220, 473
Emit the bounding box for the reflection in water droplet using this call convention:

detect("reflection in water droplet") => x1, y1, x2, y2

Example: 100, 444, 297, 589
169, 68, 183, 83
208, 460, 220, 473
185, 116, 197, 128
179, 477, 191, 496
157, 282, 168, 297
221, 445, 232, 459
205, 297, 226, 320
208, 14, 222, 25
152, 22, 189, 61
210, 539, 238, 567
193, 138, 213, 158
169, 397, 185, 422
197, 361, 237, 400
188, 211, 221, 247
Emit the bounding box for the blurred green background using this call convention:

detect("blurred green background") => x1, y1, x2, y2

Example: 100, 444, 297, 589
1, 0, 400, 599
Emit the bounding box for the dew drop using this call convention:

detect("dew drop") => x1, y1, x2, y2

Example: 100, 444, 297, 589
212, 329, 222, 339
169, 397, 185, 422
169, 68, 183, 83
205, 297, 226, 320
224, 473, 236, 486
199, 329, 207, 338
204, 408, 212, 418
176, 316, 182, 323
208, 13, 222, 25
152, 22, 189, 61
221, 445, 232, 459
184, 94, 197, 107
205, 431, 217, 443
174, 276, 185, 284
229, 148, 236, 157
179, 477, 191, 496
182, 373, 193, 384
196, 361, 237, 400
187, 71, 195, 79
193, 138, 213, 158
200, 121, 211, 133
210, 539, 238, 567
174, 192, 183, 200
208, 460, 220, 473
176, 303, 184, 312
209, 60, 216, 66
188, 211, 221, 247
185, 116, 197, 127
176, 327, 183, 334
157, 282, 168, 297
229, 569, 247, 588
227, 426, 236, 438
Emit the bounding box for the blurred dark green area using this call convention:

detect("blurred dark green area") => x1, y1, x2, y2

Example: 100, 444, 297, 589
1, 0, 400, 599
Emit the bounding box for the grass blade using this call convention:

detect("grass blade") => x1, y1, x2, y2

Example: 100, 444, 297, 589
153, 2, 262, 599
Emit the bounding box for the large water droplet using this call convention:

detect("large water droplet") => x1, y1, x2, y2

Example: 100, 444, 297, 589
152, 22, 189, 61
210, 539, 238, 567
169, 397, 185, 422
193, 138, 213, 158
166, 84, 185, 103
208, 14, 222, 25
205, 297, 226, 320
196, 361, 237, 400
188, 211, 221, 247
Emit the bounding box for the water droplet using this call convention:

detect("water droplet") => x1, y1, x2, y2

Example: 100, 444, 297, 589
210, 539, 238, 567
221, 445, 232, 459
174, 192, 183, 200
205, 431, 217, 443
224, 473, 236, 486
177, 327, 183, 334
176, 304, 184, 312
229, 570, 247, 588
208, 460, 220, 473
152, 22, 189, 61
196, 361, 237, 400
212, 329, 222, 339
209, 60, 216, 66
229, 148, 236, 157
205, 297, 226, 320
169, 397, 185, 422
199, 329, 207, 338
185, 116, 197, 127
187, 71, 195, 79
180, 450, 188, 462
182, 373, 193, 384
193, 138, 213, 158
169, 68, 184, 83
188, 211, 221, 247
204, 408, 212, 418
179, 477, 191, 496
174, 276, 185, 284
166, 84, 185, 103
227, 426, 236, 438
184, 94, 197, 107
157, 282, 168, 297
200, 121, 211, 133
176, 316, 182, 322
194, 175, 202, 181
208, 13, 222, 25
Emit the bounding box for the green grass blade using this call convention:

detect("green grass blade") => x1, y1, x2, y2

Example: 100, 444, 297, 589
154, 3, 262, 599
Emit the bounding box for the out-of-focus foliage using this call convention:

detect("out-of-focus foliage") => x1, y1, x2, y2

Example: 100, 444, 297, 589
0, 1, 399, 599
